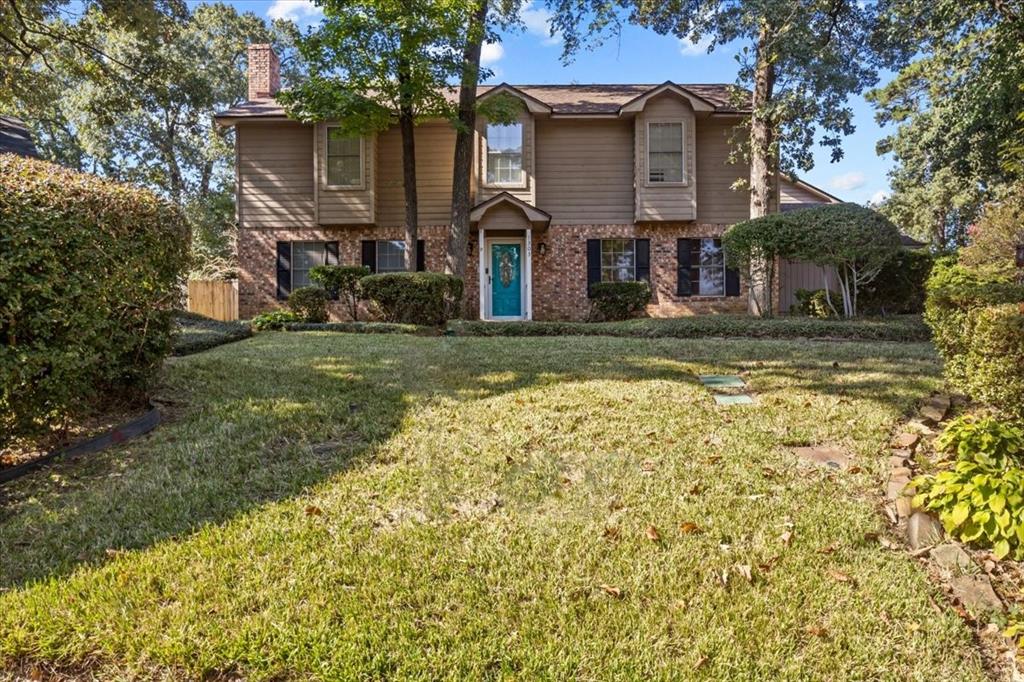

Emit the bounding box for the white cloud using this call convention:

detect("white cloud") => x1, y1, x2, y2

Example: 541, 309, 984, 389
869, 189, 890, 205
520, 3, 561, 45
267, 0, 322, 22
679, 36, 713, 56
480, 41, 504, 66
829, 171, 867, 192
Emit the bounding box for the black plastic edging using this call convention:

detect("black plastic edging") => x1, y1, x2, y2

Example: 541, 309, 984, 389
0, 405, 161, 486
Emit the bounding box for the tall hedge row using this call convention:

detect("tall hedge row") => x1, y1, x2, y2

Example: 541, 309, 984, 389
0, 155, 190, 446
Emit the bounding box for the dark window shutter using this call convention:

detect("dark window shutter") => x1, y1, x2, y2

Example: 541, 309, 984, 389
361, 240, 376, 273
586, 239, 601, 297
324, 241, 340, 299
276, 241, 291, 300
726, 266, 740, 297
676, 238, 692, 297
416, 239, 426, 272
635, 239, 650, 282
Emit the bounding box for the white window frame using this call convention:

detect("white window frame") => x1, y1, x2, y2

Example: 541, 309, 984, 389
692, 237, 726, 298
324, 125, 365, 190
600, 238, 638, 283
645, 120, 687, 187
482, 120, 527, 189
375, 239, 408, 273
291, 241, 328, 289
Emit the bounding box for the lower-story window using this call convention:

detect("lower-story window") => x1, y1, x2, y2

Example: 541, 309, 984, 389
586, 238, 651, 296
677, 237, 740, 297
275, 240, 339, 300
361, 239, 426, 273
292, 241, 328, 288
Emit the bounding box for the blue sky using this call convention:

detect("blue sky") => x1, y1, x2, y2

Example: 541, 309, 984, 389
220, 0, 894, 205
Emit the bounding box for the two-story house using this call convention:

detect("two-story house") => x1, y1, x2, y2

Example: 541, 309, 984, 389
216, 44, 838, 320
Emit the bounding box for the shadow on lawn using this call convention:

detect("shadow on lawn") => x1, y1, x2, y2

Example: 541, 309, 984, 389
0, 334, 937, 589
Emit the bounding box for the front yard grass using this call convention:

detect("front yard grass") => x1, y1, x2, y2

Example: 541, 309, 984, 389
0, 333, 986, 679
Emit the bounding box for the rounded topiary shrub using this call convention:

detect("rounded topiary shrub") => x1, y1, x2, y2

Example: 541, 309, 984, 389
310, 264, 370, 320
963, 305, 1024, 422
792, 288, 839, 318
589, 281, 652, 321
360, 273, 464, 325
0, 155, 189, 446
287, 286, 329, 323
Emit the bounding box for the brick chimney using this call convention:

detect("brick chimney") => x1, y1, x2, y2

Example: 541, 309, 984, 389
247, 44, 280, 100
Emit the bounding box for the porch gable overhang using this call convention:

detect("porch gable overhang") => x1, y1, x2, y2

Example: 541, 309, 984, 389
470, 192, 551, 230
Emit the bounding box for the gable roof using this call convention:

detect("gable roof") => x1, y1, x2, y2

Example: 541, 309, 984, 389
470, 192, 551, 228
0, 115, 39, 158
215, 82, 749, 123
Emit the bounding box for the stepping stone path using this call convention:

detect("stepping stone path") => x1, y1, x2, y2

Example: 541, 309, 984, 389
792, 445, 851, 470
698, 375, 755, 406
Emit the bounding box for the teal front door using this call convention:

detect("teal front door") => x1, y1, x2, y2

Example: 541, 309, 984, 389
489, 242, 523, 317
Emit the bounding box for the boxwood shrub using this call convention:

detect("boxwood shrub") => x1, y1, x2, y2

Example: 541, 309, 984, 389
1, 155, 189, 446
287, 286, 329, 323
589, 281, 652, 321
360, 273, 464, 325
963, 305, 1024, 422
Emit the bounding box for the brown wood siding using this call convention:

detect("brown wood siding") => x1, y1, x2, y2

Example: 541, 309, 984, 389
316, 123, 375, 225
780, 178, 833, 206
695, 119, 750, 224
237, 122, 315, 229
635, 94, 697, 221
476, 111, 535, 205
534, 118, 634, 224
478, 202, 532, 231
376, 121, 456, 226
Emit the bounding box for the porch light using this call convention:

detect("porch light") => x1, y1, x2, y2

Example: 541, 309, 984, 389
467, 241, 473, 256
538, 242, 547, 256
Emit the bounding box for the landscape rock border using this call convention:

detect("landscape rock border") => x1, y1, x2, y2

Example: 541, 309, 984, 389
882, 393, 1022, 680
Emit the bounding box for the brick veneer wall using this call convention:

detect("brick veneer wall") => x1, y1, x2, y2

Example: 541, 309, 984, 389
238, 223, 747, 320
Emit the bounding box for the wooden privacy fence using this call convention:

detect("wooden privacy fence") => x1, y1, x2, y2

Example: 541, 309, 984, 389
188, 279, 239, 321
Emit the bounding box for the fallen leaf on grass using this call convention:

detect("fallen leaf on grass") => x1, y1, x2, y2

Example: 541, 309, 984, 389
600, 584, 623, 599
694, 655, 708, 670
779, 531, 793, 547
603, 526, 620, 540
680, 522, 702, 535
305, 505, 323, 517
645, 525, 662, 542
817, 542, 839, 555
828, 570, 855, 585
687, 484, 704, 496
758, 556, 780, 573
705, 455, 722, 465
805, 624, 828, 637
735, 564, 753, 583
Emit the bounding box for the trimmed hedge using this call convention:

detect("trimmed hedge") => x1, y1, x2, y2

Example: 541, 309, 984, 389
360, 272, 463, 325
447, 315, 931, 342
858, 248, 934, 315
251, 310, 301, 331
283, 321, 429, 334
923, 260, 1024, 387
589, 281, 652, 321
287, 286, 329, 323
1, 155, 189, 446
962, 305, 1024, 422
172, 311, 252, 356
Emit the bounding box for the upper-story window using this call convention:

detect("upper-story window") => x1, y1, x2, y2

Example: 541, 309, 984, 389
647, 121, 684, 184
485, 122, 524, 186
326, 127, 363, 187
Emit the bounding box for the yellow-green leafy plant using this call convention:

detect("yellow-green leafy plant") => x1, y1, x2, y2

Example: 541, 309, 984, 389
912, 416, 1024, 559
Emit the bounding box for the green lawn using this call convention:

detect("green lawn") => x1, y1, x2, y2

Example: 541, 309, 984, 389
0, 333, 986, 680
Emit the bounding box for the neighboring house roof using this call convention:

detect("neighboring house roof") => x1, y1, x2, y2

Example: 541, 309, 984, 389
215, 82, 748, 122
899, 234, 928, 249
0, 115, 39, 157
780, 175, 843, 205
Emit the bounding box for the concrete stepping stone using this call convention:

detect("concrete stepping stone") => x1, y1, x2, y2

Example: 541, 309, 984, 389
792, 446, 851, 470
699, 375, 747, 388
714, 394, 754, 406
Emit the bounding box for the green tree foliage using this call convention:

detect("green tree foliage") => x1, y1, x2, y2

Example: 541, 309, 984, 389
279, 0, 469, 272
0, 155, 189, 448
7, 3, 302, 279
959, 182, 1024, 277
868, 0, 1024, 247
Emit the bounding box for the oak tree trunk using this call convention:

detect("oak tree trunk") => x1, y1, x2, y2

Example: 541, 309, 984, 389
446, 0, 489, 289
747, 19, 778, 316
397, 59, 419, 271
